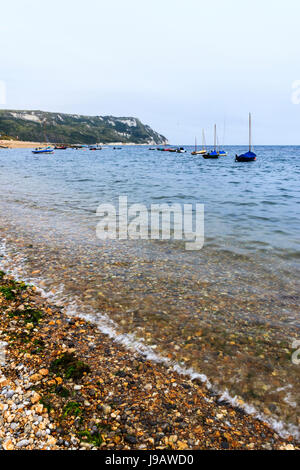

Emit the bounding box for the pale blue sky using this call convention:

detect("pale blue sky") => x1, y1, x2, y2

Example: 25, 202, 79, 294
1, 0, 300, 144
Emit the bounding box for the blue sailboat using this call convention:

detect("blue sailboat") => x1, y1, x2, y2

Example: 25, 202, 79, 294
235, 113, 256, 162
203, 125, 219, 159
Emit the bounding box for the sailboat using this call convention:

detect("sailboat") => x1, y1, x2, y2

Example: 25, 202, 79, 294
235, 113, 256, 162
191, 130, 206, 155
203, 125, 219, 159
219, 120, 227, 155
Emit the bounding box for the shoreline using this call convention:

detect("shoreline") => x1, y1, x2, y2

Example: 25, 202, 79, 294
0, 271, 297, 450
0, 140, 163, 149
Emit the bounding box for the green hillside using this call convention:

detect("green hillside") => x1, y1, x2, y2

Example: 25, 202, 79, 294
0, 110, 167, 145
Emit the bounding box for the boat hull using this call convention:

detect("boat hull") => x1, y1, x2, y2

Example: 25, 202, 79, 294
203, 151, 219, 159
235, 152, 256, 162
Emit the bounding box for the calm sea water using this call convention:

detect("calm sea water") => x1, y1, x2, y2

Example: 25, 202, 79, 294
0, 145, 299, 437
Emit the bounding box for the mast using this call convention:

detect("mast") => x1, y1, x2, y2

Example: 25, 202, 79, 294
202, 129, 205, 150
214, 124, 217, 151
195, 136, 197, 152
42, 119, 48, 144
249, 112, 252, 152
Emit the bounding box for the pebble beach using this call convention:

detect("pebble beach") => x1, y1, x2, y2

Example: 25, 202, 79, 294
0, 271, 298, 451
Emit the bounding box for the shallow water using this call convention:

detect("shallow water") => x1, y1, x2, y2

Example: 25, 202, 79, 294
0, 146, 299, 436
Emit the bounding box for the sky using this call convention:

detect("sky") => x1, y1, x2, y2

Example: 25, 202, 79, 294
1, 0, 300, 144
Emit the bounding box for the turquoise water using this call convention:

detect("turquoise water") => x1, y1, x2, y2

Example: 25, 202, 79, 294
0, 145, 299, 436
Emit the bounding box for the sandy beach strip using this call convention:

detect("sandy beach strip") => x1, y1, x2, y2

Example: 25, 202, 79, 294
0, 140, 44, 149
0, 271, 297, 451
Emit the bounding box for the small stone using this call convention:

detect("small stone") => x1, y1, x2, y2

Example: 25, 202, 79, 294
39, 369, 49, 377
279, 444, 295, 450
125, 435, 137, 444
102, 405, 112, 415
47, 436, 57, 446
31, 392, 41, 404
34, 404, 44, 414
0, 377, 9, 387
16, 439, 30, 448
221, 441, 229, 449
3, 440, 14, 450
80, 442, 92, 448
30, 374, 42, 382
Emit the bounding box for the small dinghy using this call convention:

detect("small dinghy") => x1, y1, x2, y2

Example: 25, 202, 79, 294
235, 113, 256, 162
32, 146, 54, 154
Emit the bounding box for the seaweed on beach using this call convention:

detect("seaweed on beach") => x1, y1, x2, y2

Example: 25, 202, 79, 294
63, 401, 83, 417
9, 306, 43, 325
50, 352, 90, 381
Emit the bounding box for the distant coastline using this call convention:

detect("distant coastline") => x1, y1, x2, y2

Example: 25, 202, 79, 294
0, 109, 168, 145
0, 140, 161, 149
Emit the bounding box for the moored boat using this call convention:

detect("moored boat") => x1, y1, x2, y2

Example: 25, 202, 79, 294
32, 146, 54, 154
89, 145, 102, 151
203, 125, 219, 159
203, 150, 219, 159
235, 113, 256, 162
235, 151, 256, 162
191, 130, 206, 155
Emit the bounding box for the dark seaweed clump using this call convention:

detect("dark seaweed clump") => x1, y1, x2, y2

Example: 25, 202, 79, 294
50, 352, 91, 380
